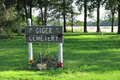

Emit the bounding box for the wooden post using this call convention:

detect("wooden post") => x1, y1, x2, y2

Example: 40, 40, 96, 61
27, 18, 33, 60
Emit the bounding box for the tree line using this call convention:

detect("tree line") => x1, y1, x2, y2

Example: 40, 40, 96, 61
87, 19, 118, 26
0, 0, 120, 35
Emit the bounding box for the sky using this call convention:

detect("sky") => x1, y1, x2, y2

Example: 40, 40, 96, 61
33, 6, 108, 22
75, 7, 107, 22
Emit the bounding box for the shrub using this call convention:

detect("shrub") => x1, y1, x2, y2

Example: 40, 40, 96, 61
0, 29, 14, 39
28, 53, 58, 70
34, 54, 58, 70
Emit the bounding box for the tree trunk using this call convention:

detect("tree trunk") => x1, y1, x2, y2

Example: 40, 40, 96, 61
117, 2, 120, 34
17, 0, 22, 36
44, 6, 47, 25
71, 7, 73, 33
40, 7, 44, 25
30, 5, 33, 25
63, 13, 66, 32
17, 10, 22, 35
44, 0, 47, 26
111, 5, 115, 32
63, 0, 66, 32
23, 1, 28, 24
111, 12, 114, 32
84, 0, 87, 32
96, 2, 100, 32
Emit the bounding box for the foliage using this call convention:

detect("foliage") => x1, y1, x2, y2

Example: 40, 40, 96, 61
0, 29, 14, 39
89, 0, 103, 32
1, 0, 120, 34
47, 0, 75, 32
87, 19, 118, 26
12, 15, 26, 33
34, 53, 58, 70
28, 43, 58, 70
74, 20, 84, 26
0, 0, 6, 9
0, 1, 17, 31
76, 0, 93, 32
64, 20, 84, 26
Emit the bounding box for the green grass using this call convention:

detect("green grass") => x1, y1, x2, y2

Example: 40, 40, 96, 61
0, 32, 120, 80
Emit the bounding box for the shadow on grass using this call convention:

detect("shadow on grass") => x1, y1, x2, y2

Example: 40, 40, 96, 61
0, 32, 120, 75
64, 32, 118, 36
63, 50, 120, 73
0, 38, 60, 72
63, 34, 120, 73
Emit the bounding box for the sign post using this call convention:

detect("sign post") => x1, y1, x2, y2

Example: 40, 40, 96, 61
27, 19, 33, 60
58, 19, 63, 69
58, 43, 63, 68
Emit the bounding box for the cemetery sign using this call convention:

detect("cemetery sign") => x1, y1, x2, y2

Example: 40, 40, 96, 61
25, 26, 63, 43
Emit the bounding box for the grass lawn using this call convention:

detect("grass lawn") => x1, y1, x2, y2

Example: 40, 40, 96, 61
0, 32, 120, 80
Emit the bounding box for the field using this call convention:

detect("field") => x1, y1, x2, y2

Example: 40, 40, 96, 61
0, 32, 120, 80
67, 26, 118, 32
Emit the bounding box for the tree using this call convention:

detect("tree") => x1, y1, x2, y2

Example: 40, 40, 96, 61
71, 6, 74, 33
44, 0, 48, 25
111, 5, 116, 32
70, 4, 79, 33
63, 0, 75, 32
36, 0, 44, 25
0, 0, 7, 28
0, 0, 6, 10
16, 0, 22, 35
37, 0, 48, 25
21, 0, 37, 25
84, 0, 87, 32
36, 0, 55, 25
76, 0, 87, 32
46, 0, 74, 32
76, 0, 93, 32
104, 0, 117, 32
63, 0, 66, 32
118, 0, 120, 34
0, 0, 17, 29
16, 0, 34, 35
96, 0, 101, 32
89, 0, 104, 32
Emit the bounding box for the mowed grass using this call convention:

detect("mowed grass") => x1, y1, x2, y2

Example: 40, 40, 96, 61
0, 32, 120, 80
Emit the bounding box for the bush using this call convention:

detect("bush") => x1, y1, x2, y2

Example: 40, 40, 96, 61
34, 54, 58, 70
0, 29, 14, 39
28, 53, 58, 70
